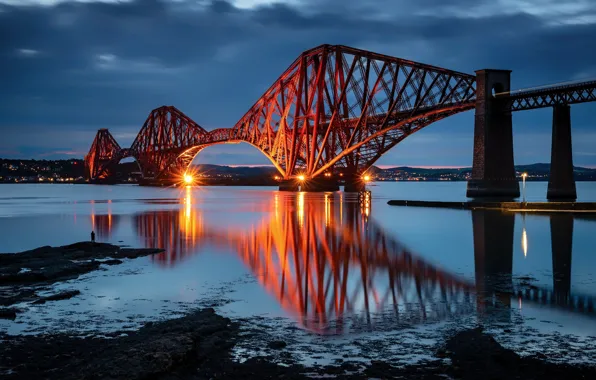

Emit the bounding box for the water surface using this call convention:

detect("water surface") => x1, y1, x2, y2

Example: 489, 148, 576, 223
1, 182, 595, 363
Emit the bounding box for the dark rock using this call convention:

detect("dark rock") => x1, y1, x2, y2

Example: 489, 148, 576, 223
0, 242, 163, 306
268, 340, 287, 349
0, 308, 236, 380
0, 307, 19, 320
101, 259, 124, 266
32, 290, 81, 304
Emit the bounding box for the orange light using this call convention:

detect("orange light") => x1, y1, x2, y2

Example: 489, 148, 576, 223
184, 174, 193, 184
298, 175, 305, 182
274, 175, 280, 181
363, 175, 371, 182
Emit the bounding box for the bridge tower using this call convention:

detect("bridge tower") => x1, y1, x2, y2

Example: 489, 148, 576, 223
467, 70, 520, 199
547, 105, 577, 200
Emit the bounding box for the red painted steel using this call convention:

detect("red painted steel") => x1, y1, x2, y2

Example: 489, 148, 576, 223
85, 45, 478, 181
84, 129, 121, 180
84, 44, 595, 182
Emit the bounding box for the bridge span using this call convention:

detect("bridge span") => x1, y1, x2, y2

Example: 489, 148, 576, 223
85, 44, 596, 199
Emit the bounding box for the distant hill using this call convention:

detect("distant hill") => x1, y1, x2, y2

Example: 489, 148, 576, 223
370, 163, 596, 181
2, 158, 596, 182
189, 164, 278, 177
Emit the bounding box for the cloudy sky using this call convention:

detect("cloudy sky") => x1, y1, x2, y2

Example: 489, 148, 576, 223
1, 0, 595, 167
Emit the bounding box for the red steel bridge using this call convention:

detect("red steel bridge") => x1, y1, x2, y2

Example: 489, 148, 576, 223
85, 44, 596, 198
91, 193, 595, 334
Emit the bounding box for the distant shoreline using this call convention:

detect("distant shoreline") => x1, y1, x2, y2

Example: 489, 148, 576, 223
3, 179, 596, 185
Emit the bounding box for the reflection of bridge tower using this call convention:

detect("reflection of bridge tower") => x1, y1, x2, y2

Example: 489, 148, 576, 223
550, 214, 573, 304
471, 210, 514, 319
136, 188, 204, 266
91, 200, 116, 240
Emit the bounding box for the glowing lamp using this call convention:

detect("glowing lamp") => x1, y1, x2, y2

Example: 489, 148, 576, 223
184, 174, 193, 184
298, 175, 305, 182
363, 175, 371, 182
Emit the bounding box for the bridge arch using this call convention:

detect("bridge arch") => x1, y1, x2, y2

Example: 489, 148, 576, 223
176, 140, 287, 179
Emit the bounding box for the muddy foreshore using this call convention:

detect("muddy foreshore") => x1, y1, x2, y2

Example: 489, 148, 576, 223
1, 307, 595, 380
0, 242, 163, 315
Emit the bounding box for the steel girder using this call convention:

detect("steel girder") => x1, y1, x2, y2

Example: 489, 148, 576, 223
231, 44, 477, 178
84, 129, 122, 180
85, 45, 477, 181
501, 79, 596, 111
130, 106, 214, 179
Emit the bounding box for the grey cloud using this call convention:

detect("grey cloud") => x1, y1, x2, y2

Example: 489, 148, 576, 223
0, 0, 595, 163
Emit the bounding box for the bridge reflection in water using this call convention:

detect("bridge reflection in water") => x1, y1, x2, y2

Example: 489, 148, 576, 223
92, 191, 595, 334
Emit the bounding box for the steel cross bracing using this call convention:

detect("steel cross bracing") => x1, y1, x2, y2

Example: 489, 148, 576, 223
129, 106, 231, 179
231, 44, 476, 179
498, 79, 596, 111
84, 129, 122, 180
85, 45, 477, 181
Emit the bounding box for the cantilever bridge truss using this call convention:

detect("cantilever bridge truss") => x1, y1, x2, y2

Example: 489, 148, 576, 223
86, 44, 596, 182
85, 44, 477, 181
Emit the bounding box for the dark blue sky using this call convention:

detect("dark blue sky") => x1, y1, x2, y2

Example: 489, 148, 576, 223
1, 0, 595, 167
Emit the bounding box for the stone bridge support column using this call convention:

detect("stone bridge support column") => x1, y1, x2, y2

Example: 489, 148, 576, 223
467, 70, 520, 199
547, 105, 577, 201
279, 180, 299, 191
301, 177, 340, 192
343, 173, 366, 193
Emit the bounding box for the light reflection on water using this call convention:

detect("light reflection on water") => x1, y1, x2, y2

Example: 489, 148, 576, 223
0, 183, 596, 341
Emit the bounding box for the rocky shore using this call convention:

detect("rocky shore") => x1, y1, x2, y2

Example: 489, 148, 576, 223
1, 243, 595, 379
1, 307, 595, 380
0, 242, 163, 314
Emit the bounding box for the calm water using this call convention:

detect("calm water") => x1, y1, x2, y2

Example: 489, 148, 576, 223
1, 182, 596, 363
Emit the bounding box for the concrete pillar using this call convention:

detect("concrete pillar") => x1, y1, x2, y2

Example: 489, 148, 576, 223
343, 173, 366, 193
547, 105, 577, 201
467, 70, 520, 199
550, 214, 573, 305
301, 177, 339, 192
279, 180, 299, 191
472, 210, 515, 320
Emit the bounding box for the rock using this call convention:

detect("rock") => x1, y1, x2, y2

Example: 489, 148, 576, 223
0, 307, 19, 320
268, 340, 287, 349
0, 308, 236, 380
102, 259, 124, 266
32, 290, 81, 305
0, 242, 163, 307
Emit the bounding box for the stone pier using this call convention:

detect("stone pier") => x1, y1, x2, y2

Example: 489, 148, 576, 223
343, 174, 366, 193
467, 69, 520, 199
547, 105, 577, 200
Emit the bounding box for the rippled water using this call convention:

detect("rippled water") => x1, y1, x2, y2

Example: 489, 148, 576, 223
1, 182, 595, 363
